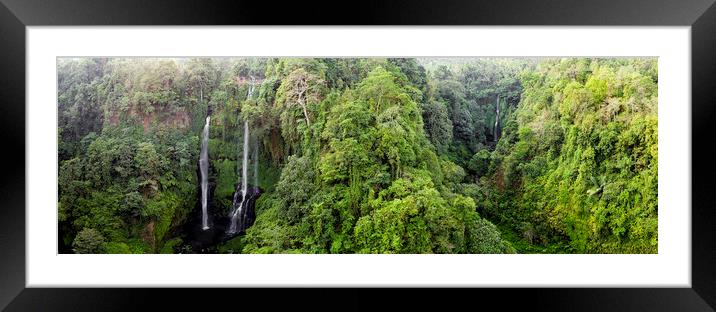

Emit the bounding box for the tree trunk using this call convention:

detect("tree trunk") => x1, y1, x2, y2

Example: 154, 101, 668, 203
302, 104, 311, 127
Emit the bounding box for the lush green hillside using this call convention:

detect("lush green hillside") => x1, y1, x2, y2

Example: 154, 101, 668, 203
57, 57, 657, 254
480, 59, 658, 253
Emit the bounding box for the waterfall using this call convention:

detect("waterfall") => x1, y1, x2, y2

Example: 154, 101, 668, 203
228, 82, 256, 235
237, 82, 255, 178
494, 94, 500, 141
227, 121, 250, 234
199, 116, 211, 230
253, 137, 259, 188
249, 76, 258, 188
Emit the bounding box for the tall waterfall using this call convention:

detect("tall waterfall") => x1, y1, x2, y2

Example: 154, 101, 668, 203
237, 81, 255, 179
199, 116, 211, 230
493, 94, 500, 141
228, 82, 256, 234
253, 137, 259, 188
250, 76, 259, 188
228, 120, 249, 234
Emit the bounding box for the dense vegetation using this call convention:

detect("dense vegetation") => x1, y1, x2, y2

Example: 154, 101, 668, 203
57, 57, 658, 254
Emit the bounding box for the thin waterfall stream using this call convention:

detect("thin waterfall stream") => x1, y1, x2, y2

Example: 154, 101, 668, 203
199, 116, 211, 230
227, 80, 260, 235
494, 94, 500, 141
228, 120, 250, 234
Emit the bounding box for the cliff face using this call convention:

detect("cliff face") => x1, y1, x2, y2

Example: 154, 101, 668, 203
107, 108, 192, 132
142, 220, 156, 251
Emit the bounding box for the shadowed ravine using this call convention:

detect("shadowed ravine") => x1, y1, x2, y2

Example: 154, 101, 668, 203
179, 158, 261, 253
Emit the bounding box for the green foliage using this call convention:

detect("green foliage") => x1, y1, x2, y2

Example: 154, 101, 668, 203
160, 238, 183, 254
218, 236, 245, 254
214, 158, 238, 209
421, 100, 453, 153
241, 196, 304, 253
104, 242, 132, 254
58, 122, 198, 253
468, 149, 491, 177
467, 218, 515, 254
72, 228, 106, 254
241, 65, 512, 254
484, 58, 658, 253
276, 155, 317, 223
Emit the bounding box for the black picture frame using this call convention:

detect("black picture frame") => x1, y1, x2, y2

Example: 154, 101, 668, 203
1, 0, 715, 310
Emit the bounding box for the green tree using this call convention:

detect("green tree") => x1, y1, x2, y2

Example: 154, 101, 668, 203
72, 228, 106, 253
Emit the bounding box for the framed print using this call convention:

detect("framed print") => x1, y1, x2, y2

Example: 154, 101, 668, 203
2, 0, 716, 310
